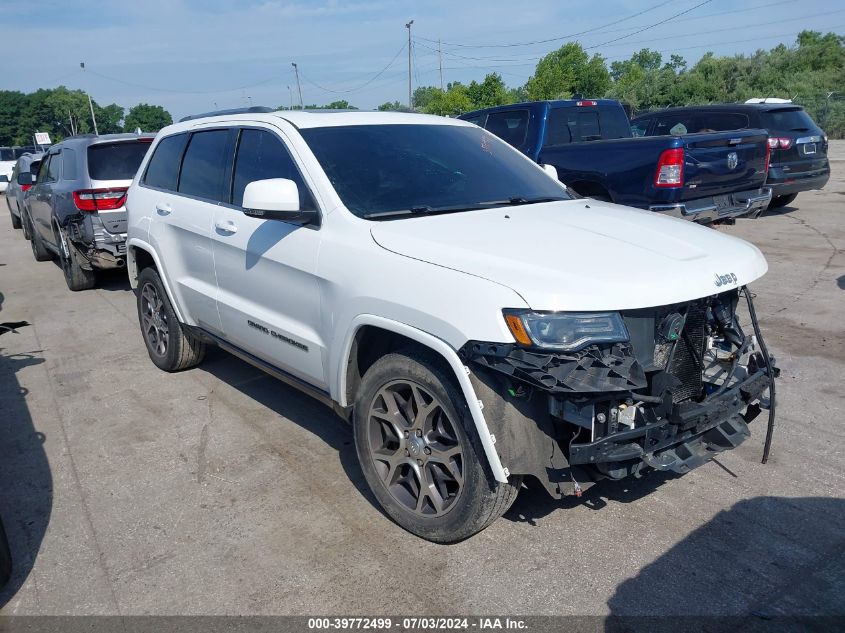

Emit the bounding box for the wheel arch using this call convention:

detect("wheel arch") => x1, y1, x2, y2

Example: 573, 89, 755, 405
126, 239, 186, 323
335, 315, 509, 483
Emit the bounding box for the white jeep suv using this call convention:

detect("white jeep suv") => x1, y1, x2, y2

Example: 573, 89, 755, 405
126, 108, 777, 543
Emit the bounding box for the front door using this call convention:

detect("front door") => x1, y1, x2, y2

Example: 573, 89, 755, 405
210, 126, 326, 389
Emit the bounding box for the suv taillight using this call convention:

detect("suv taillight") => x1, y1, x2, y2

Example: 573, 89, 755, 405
73, 188, 128, 212
21, 184, 32, 192
654, 148, 684, 188
767, 137, 793, 150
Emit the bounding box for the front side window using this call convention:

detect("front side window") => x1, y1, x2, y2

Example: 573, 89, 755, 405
178, 130, 231, 201
484, 110, 529, 148
46, 153, 62, 182
231, 129, 314, 209
144, 133, 188, 192
301, 124, 571, 218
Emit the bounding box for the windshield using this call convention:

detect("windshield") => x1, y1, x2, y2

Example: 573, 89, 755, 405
300, 124, 571, 218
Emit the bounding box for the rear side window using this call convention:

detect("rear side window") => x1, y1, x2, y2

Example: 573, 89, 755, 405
696, 112, 749, 132
760, 108, 816, 132
231, 129, 315, 209
630, 119, 649, 137
144, 134, 188, 191
546, 106, 631, 146
88, 141, 150, 181
484, 110, 529, 148
178, 130, 231, 202
62, 148, 77, 180
653, 114, 697, 136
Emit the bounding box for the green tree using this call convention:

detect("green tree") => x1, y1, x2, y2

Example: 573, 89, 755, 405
0, 91, 28, 145
377, 101, 410, 112
124, 103, 172, 132
466, 73, 510, 109
526, 43, 611, 100
93, 103, 124, 134
422, 83, 474, 116
412, 86, 439, 110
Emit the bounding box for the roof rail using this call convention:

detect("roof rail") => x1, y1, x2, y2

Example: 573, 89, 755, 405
179, 106, 275, 122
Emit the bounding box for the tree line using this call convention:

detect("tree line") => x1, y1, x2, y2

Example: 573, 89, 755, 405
380, 30, 845, 137
0, 87, 173, 146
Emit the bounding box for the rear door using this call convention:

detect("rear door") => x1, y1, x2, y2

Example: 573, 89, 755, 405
144, 130, 224, 334
210, 125, 326, 389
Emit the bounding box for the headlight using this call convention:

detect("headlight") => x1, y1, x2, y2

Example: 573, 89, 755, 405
503, 310, 629, 351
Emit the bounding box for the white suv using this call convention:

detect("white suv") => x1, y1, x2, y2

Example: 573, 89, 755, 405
126, 108, 777, 543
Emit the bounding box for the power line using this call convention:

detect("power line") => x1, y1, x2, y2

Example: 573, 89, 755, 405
86, 69, 279, 95
415, 0, 675, 48
584, 0, 713, 49
301, 42, 407, 95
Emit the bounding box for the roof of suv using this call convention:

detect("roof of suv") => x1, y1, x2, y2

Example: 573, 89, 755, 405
53, 133, 156, 149
167, 109, 473, 132
632, 103, 807, 119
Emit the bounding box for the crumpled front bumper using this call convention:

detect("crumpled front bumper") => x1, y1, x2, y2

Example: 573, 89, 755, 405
568, 369, 772, 475
650, 187, 773, 223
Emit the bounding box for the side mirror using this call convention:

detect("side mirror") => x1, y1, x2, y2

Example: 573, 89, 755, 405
17, 172, 33, 186
541, 164, 559, 180
0, 175, 8, 184
242, 178, 316, 224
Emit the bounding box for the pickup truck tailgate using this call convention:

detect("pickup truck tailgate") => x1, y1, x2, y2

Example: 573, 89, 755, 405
681, 131, 768, 200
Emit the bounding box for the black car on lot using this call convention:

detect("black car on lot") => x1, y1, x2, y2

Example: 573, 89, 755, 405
631, 103, 830, 209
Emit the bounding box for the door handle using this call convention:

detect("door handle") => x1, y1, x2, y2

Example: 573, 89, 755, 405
214, 219, 238, 234
156, 203, 172, 215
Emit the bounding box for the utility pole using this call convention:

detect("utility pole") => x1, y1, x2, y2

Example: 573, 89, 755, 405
438, 38, 443, 91
291, 62, 304, 110
80, 62, 98, 135
288, 85, 293, 110
406, 20, 414, 110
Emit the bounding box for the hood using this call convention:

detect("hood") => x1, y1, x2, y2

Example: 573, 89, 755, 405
370, 200, 768, 311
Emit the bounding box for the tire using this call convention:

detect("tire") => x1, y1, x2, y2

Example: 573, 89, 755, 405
769, 193, 798, 209
27, 214, 53, 262
353, 350, 521, 543
136, 267, 206, 372
7, 197, 21, 229
55, 225, 96, 291
21, 208, 32, 240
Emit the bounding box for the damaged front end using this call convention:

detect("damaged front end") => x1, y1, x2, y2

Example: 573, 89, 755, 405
460, 288, 778, 498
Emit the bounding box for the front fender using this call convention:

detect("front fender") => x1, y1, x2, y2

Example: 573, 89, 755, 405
125, 237, 186, 324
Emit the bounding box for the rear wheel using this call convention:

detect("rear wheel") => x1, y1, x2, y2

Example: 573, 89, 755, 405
137, 267, 206, 371
7, 197, 21, 229
55, 225, 96, 291
353, 350, 521, 543
769, 193, 798, 209
27, 214, 53, 262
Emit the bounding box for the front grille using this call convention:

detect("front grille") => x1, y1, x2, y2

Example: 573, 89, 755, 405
667, 303, 706, 402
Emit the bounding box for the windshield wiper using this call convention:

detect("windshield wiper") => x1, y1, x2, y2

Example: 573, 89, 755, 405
481, 196, 568, 206
362, 196, 568, 220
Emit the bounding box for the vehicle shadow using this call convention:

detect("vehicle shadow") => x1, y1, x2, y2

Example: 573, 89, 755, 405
504, 469, 681, 525
0, 347, 52, 607
604, 496, 845, 629
759, 204, 798, 218
196, 350, 380, 511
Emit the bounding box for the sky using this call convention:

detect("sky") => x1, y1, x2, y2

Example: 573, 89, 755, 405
1, 0, 842, 120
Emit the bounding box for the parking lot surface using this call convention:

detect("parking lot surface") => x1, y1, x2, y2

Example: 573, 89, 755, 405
0, 144, 843, 617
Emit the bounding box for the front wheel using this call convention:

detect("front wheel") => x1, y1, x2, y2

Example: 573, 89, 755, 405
136, 267, 206, 372
353, 350, 521, 543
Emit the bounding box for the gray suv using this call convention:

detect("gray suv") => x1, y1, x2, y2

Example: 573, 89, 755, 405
6, 152, 43, 231
22, 133, 154, 290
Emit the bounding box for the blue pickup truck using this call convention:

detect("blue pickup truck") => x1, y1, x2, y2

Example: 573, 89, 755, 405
459, 99, 773, 223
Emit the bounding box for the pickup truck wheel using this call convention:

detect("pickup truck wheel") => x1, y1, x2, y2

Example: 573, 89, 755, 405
136, 267, 206, 372
769, 193, 798, 209
56, 226, 96, 291
354, 351, 521, 543
28, 215, 53, 262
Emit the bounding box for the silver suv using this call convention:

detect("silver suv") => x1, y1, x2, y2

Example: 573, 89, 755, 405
22, 133, 154, 291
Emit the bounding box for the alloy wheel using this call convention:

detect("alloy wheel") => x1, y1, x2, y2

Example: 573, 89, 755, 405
140, 282, 169, 357
366, 380, 464, 517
